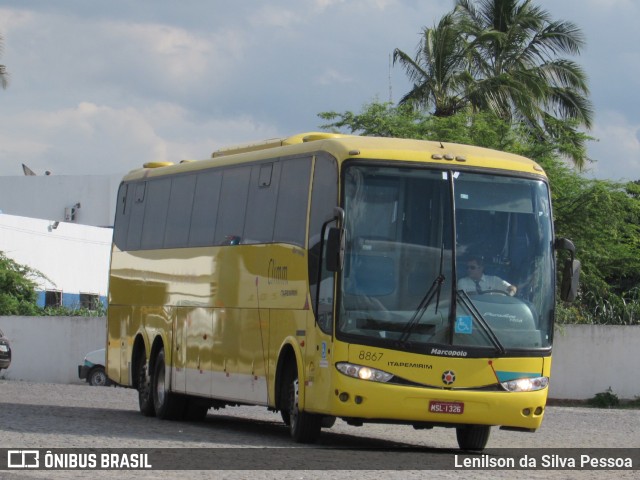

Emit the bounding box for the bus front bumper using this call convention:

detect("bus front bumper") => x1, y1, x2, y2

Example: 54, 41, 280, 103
328, 376, 548, 431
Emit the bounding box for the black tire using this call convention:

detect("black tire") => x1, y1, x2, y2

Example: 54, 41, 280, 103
152, 347, 185, 420
456, 425, 491, 451
282, 367, 322, 443
183, 398, 209, 422
278, 367, 291, 426
88, 367, 108, 387
280, 409, 291, 426
321, 416, 336, 429
136, 355, 155, 417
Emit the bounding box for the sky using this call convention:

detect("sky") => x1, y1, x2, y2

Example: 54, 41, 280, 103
0, 0, 638, 181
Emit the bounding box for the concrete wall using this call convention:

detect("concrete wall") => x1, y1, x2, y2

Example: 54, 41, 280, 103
550, 325, 640, 400
1, 317, 638, 400
0, 316, 106, 384
0, 214, 112, 308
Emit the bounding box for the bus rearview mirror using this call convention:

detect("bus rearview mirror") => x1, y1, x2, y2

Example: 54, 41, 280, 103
555, 237, 580, 302
560, 258, 581, 302
326, 227, 345, 272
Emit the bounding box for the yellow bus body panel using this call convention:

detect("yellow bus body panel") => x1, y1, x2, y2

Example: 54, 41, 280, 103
107, 133, 552, 432
108, 242, 311, 406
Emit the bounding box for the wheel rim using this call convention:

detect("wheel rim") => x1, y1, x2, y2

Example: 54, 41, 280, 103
93, 371, 106, 386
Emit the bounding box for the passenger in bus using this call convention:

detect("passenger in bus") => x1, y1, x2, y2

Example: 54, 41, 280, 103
458, 255, 517, 296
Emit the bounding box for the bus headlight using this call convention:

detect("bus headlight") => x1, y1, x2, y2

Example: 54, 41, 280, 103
336, 362, 394, 383
501, 376, 549, 392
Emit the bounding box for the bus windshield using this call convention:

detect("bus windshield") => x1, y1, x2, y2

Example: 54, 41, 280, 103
337, 164, 555, 354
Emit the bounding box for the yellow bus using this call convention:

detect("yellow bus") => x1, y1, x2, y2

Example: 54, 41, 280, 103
107, 132, 579, 450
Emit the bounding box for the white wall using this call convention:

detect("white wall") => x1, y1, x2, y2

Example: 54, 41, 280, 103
0, 316, 106, 384
0, 214, 112, 302
1, 318, 638, 400
550, 325, 640, 400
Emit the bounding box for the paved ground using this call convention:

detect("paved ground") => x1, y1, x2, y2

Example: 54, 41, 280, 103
0, 380, 638, 479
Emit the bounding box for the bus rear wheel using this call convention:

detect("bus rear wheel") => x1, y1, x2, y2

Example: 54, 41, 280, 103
456, 425, 491, 451
282, 367, 322, 443
152, 347, 185, 420
136, 355, 155, 417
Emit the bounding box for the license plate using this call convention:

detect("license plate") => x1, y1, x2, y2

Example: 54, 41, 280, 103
429, 400, 464, 414
0, 345, 7, 352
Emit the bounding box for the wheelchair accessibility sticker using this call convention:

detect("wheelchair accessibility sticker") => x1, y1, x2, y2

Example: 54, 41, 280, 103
455, 316, 473, 334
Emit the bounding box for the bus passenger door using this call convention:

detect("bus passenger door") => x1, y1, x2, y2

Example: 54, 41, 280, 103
303, 311, 334, 413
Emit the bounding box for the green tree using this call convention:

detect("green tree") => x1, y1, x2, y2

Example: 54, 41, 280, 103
392, 0, 593, 169
454, 0, 592, 130
320, 101, 424, 139
321, 101, 531, 152
0, 252, 41, 315
546, 162, 640, 324
392, 13, 472, 116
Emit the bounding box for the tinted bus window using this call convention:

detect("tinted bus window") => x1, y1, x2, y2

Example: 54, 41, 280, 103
274, 157, 311, 247
189, 170, 222, 247
113, 183, 130, 250
164, 174, 196, 248
214, 166, 251, 246
243, 162, 280, 244
126, 182, 147, 251
308, 154, 338, 328
141, 178, 171, 250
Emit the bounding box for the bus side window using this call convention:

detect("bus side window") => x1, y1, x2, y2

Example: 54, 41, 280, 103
113, 183, 129, 250
243, 162, 280, 244
274, 157, 312, 247
164, 174, 196, 249
189, 170, 222, 247
309, 153, 338, 331
214, 166, 251, 246
141, 178, 171, 250
126, 182, 147, 251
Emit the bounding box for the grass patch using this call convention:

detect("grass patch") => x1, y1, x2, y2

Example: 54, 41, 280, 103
549, 388, 640, 409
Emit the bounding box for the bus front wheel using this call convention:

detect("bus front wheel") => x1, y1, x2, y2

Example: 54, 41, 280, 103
282, 367, 322, 443
456, 425, 490, 451
152, 347, 185, 420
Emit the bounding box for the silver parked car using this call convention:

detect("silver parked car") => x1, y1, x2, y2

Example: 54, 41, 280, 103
0, 329, 11, 371
78, 348, 110, 386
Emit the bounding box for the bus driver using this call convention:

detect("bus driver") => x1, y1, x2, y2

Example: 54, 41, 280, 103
458, 255, 517, 296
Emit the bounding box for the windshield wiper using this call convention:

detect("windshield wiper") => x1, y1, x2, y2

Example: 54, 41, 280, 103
457, 290, 506, 355
398, 273, 445, 345
399, 235, 447, 346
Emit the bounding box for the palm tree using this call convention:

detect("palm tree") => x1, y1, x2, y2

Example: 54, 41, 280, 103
454, 0, 593, 130
0, 34, 8, 89
392, 13, 473, 117
393, 1, 593, 168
